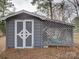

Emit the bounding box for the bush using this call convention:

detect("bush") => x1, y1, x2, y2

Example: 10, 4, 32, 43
73, 17, 79, 32
0, 21, 5, 36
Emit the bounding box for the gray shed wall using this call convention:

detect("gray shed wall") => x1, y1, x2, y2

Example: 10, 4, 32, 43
6, 13, 43, 48
6, 13, 73, 48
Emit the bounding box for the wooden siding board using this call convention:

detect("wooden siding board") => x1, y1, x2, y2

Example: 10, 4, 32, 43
6, 13, 73, 48
6, 20, 14, 48
34, 18, 43, 48
6, 13, 43, 48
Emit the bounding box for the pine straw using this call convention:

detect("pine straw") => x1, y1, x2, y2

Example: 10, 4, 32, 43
0, 46, 79, 59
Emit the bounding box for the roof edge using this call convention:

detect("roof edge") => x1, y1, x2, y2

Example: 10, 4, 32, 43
1, 10, 74, 27
1, 10, 47, 21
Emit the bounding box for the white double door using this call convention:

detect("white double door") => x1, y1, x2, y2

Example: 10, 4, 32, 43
15, 20, 34, 48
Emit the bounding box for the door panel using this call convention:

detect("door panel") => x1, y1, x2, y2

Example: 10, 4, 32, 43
26, 21, 32, 33
17, 35, 23, 47
15, 20, 34, 48
17, 22, 23, 34
26, 35, 32, 46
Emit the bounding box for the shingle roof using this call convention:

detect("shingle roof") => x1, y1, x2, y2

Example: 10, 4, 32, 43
2, 10, 74, 27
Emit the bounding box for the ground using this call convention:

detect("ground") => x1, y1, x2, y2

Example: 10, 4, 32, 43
0, 33, 79, 59
74, 33, 79, 43
0, 36, 5, 54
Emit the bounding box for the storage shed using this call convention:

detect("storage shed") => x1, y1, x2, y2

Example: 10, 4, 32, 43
3, 10, 74, 48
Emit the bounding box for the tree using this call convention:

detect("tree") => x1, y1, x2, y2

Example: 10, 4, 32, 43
54, 0, 66, 21
67, 0, 79, 16
54, 0, 74, 22
0, 0, 15, 36
31, 0, 73, 22
73, 16, 79, 32
0, 0, 14, 17
31, 0, 53, 19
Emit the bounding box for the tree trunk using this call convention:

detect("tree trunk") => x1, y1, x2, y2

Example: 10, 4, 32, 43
49, 0, 53, 19
75, 7, 78, 16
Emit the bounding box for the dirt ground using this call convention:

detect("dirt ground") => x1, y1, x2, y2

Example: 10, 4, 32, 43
0, 33, 79, 59
0, 46, 79, 59
0, 36, 5, 53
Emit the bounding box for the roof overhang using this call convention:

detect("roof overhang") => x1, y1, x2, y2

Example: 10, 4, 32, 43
1, 10, 48, 21
1, 10, 74, 27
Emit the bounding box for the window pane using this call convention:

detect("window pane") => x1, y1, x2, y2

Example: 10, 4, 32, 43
17, 35, 23, 47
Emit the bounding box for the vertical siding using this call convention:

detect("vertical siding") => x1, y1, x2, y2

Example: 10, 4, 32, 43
6, 13, 43, 48
6, 20, 15, 48
6, 13, 73, 48
34, 19, 43, 48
